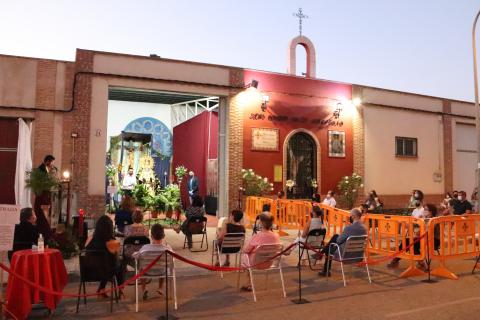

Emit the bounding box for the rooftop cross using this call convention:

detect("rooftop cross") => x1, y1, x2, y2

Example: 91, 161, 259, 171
293, 8, 308, 36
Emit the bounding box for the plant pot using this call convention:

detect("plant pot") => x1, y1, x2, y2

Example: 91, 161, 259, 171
174, 209, 182, 220
151, 211, 159, 219
165, 209, 173, 219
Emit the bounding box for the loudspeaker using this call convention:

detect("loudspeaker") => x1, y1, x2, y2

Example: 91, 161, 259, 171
204, 196, 217, 215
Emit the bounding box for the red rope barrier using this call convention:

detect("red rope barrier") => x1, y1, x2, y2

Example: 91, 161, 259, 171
0, 243, 297, 299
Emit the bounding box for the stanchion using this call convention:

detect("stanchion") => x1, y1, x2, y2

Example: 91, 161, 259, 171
421, 228, 437, 284
291, 242, 310, 304
158, 251, 178, 320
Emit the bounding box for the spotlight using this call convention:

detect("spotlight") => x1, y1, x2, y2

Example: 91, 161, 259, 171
245, 79, 259, 89
353, 97, 362, 107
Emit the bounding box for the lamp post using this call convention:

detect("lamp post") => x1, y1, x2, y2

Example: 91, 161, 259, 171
62, 170, 71, 227
472, 9, 480, 210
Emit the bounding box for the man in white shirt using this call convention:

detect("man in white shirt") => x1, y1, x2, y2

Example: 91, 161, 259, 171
411, 201, 424, 218
122, 167, 137, 196
322, 190, 337, 208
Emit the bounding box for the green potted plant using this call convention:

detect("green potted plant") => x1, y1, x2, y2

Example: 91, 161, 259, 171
132, 184, 150, 209
158, 184, 181, 218
147, 194, 166, 219
26, 168, 59, 196
337, 173, 363, 209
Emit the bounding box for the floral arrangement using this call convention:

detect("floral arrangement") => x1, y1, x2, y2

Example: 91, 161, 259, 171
311, 179, 318, 189
241, 169, 274, 196
337, 173, 363, 209
175, 165, 188, 179
285, 180, 295, 190
105, 164, 117, 178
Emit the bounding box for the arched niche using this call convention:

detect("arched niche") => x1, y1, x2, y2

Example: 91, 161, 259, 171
287, 35, 317, 78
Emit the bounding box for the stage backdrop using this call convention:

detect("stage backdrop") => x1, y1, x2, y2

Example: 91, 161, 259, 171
172, 111, 218, 208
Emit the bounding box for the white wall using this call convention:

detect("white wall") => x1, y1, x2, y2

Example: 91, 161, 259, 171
106, 100, 171, 149
453, 122, 476, 195
364, 105, 444, 194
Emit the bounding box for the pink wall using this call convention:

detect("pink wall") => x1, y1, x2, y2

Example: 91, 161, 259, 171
172, 112, 218, 207
242, 70, 353, 195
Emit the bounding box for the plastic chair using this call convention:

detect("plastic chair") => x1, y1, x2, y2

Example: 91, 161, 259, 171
242, 243, 286, 302
122, 236, 150, 263
76, 250, 119, 313
134, 250, 177, 312
211, 233, 245, 278
326, 235, 372, 287
299, 228, 326, 270
183, 216, 208, 252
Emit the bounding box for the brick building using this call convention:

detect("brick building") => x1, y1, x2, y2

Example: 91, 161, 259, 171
0, 36, 475, 216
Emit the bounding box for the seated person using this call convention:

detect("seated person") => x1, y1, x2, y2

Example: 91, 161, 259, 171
85, 215, 125, 299
115, 195, 135, 234
318, 208, 367, 277
124, 209, 149, 238
387, 203, 439, 270
452, 191, 472, 215
253, 204, 271, 234
240, 212, 280, 291
214, 210, 246, 266
295, 206, 325, 243
11, 208, 40, 258
179, 195, 205, 248
133, 224, 172, 299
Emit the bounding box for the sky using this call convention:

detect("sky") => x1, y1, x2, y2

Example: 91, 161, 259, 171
0, 0, 479, 101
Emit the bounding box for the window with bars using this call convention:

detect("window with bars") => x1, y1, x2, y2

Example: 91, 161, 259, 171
395, 137, 417, 157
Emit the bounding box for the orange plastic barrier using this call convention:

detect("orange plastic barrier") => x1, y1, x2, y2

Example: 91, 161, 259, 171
364, 214, 427, 278
427, 214, 480, 280
244, 196, 274, 228
276, 199, 312, 236
318, 204, 351, 239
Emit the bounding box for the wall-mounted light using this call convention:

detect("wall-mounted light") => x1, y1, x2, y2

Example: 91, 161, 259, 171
352, 97, 362, 107
63, 170, 71, 181
261, 95, 270, 112
244, 79, 259, 89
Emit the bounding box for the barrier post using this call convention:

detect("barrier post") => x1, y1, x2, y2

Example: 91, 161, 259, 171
421, 226, 437, 283
399, 218, 426, 278
158, 251, 178, 320
291, 242, 310, 305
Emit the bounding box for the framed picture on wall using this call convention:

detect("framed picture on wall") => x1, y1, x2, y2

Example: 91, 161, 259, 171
252, 128, 279, 151
328, 130, 345, 157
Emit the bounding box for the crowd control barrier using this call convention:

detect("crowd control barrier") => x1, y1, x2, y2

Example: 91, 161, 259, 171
363, 214, 427, 278
277, 200, 312, 236
427, 214, 480, 280
318, 204, 351, 239
244, 196, 274, 228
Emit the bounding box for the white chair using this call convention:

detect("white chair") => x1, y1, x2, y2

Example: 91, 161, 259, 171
326, 235, 372, 287
211, 233, 245, 278
134, 250, 177, 312
242, 243, 286, 302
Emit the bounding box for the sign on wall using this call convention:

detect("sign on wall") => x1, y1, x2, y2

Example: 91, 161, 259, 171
252, 128, 279, 151
0, 204, 20, 251
274, 165, 283, 182
328, 130, 346, 157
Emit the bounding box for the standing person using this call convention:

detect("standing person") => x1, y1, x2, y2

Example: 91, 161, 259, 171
121, 167, 137, 196
85, 215, 124, 299
411, 200, 425, 218
187, 171, 199, 204
318, 208, 367, 277
322, 190, 337, 208
452, 191, 472, 215
471, 187, 478, 212
38, 155, 55, 173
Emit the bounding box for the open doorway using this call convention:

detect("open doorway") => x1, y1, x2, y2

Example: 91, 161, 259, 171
106, 87, 219, 220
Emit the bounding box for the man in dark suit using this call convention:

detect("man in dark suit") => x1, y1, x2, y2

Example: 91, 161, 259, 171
187, 171, 199, 204
318, 208, 367, 277
11, 208, 40, 256
38, 155, 55, 173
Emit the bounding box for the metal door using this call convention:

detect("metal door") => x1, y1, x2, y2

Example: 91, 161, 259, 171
286, 132, 316, 199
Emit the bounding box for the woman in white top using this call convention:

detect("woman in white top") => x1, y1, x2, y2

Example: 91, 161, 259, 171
322, 190, 337, 208
296, 206, 325, 243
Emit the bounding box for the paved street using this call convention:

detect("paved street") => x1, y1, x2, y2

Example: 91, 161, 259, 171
21, 226, 480, 320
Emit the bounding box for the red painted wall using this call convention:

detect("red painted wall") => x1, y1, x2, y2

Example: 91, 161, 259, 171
172, 112, 218, 207
242, 70, 353, 195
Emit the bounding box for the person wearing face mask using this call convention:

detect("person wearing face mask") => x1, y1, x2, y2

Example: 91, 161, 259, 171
364, 190, 383, 212
322, 190, 337, 208
187, 171, 199, 205
411, 201, 425, 218
452, 191, 472, 215
408, 190, 424, 208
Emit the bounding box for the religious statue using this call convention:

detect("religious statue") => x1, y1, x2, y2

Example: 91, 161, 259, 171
138, 154, 156, 194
